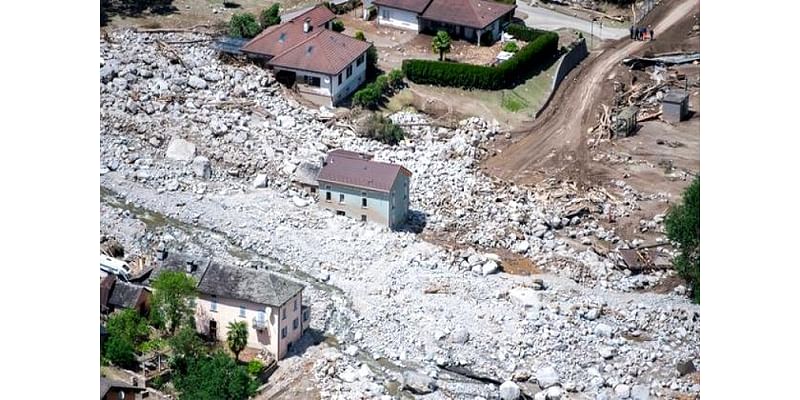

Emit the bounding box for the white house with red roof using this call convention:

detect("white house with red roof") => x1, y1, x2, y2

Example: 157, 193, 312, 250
242, 6, 373, 105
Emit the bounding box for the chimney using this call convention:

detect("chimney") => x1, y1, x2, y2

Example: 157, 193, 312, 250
185, 261, 196, 274
304, 18, 311, 33
131, 376, 139, 387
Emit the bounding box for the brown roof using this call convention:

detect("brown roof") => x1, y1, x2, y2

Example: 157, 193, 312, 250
242, 5, 336, 58
373, 0, 432, 13
421, 0, 515, 29
267, 30, 372, 75
197, 263, 304, 307
317, 150, 411, 193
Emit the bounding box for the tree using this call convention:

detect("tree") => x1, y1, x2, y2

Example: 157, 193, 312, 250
431, 31, 452, 61
226, 321, 248, 361
366, 46, 378, 73
229, 13, 261, 38
169, 327, 206, 374
150, 270, 197, 335
665, 176, 700, 303
354, 30, 366, 41
106, 309, 150, 348
104, 335, 137, 368
173, 352, 258, 400
387, 69, 405, 91
331, 19, 345, 33
259, 4, 281, 29
358, 113, 405, 145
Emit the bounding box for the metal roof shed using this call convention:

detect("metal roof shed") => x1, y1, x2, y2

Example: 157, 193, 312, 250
662, 89, 689, 123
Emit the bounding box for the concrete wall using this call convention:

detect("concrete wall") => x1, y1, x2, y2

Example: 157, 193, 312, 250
319, 182, 391, 226
377, 6, 419, 30
331, 51, 368, 104
195, 291, 306, 360
388, 173, 410, 228
535, 38, 589, 119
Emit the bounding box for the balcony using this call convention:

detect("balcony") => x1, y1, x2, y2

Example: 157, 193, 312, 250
253, 317, 268, 330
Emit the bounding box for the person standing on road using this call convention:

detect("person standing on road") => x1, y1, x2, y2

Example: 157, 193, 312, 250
630, 25, 635, 40
649, 27, 654, 41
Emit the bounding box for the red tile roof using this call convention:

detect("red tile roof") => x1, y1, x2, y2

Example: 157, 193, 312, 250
421, 0, 516, 29
267, 30, 372, 75
242, 5, 336, 58
372, 0, 432, 13
318, 151, 411, 193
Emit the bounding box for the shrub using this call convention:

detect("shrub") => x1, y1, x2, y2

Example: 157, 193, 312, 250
402, 31, 558, 90
229, 13, 261, 38
173, 352, 258, 400
366, 46, 378, 73
331, 19, 345, 33
105, 336, 137, 368
506, 23, 549, 42
247, 360, 265, 376
502, 41, 519, 53
387, 69, 404, 90
353, 84, 382, 109
431, 31, 452, 60
359, 113, 405, 145
354, 30, 366, 41
259, 4, 281, 29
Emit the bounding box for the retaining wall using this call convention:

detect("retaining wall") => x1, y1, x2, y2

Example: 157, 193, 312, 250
534, 38, 589, 119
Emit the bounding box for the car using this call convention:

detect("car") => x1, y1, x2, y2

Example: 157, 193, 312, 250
100, 254, 131, 281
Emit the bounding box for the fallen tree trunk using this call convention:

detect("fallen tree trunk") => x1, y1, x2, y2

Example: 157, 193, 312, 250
136, 24, 213, 33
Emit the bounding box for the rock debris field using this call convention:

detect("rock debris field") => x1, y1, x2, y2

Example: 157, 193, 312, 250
100, 30, 699, 399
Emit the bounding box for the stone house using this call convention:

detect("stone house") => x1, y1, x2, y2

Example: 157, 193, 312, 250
291, 161, 322, 198
193, 263, 309, 360
100, 275, 151, 316
317, 150, 412, 229
242, 6, 373, 106
373, 0, 516, 44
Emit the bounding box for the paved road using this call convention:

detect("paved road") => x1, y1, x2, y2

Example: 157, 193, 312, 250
516, 1, 629, 40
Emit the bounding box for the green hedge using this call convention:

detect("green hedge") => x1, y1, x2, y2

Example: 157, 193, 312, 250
402, 31, 558, 90
506, 24, 550, 43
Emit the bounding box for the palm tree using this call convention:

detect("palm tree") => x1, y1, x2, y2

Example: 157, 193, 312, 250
431, 31, 451, 61
226, 321, 248, 361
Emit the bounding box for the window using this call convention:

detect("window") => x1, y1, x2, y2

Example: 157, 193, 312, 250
361, 215, 367, 222
281, 327, 287, 338
382, 9, 389, 19
282, 308, 286, 320
257, 311, 266, 324
339, 193, 345, 203
357, 54, 364, 66
239, 306, 246, 318
303, 309, 309, 322
293, 318, 299, 330
336, 210, 346, 216
346, 64, 353, 78
294, 299, 298, 311
338, 73, 342, 85
311, 187, 317, 194
210, 296, 217, 312
326, 191, 331, 201
362, 197, 367, 208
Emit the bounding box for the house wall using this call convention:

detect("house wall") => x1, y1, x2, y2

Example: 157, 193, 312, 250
319, 181, 391, 226
330, 51, 368, 104
388, 173, 411, 228
195, 294, 280, 358
275, 292, 305, 359
377, 6, 419, 30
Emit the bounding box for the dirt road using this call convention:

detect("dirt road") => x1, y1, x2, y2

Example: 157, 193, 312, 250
482, 0, 699, 187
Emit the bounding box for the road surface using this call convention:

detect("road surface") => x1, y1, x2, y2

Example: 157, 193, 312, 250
484, 0, 699, 185
517, 1, 629, 40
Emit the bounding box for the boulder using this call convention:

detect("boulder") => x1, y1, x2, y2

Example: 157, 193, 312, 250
401, 371, 437, 394
614, 384, 631, 398
292, 196, 310, 207
192, 156, 212, 179
630, 384, 650, 400
253, 174, 268, 188
203, 70, 224, 82
509, 287, 541, 309
277, 115, 296, 128
449, 328, 470, 344
597, 345, 615, 360
188, 76, 208, 89
545, 386, 563, 399
536, 366, 560, 389
481, 260, 499, 276
676, 359, 696, 376
594, 323, 614, 338
512, 241, 530, 254
166, 138, 197, 161
499, 381, 520, 400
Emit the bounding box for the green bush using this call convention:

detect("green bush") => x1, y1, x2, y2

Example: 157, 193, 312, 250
354, 30, 366, 41
229, 13, 261, 38
402, 31, 558, 90
247, 360, 265, 376
502, 41, 519, 53
173, 352, 258, 400
506, 23, 549, 42
259, 4, 281, 29
352, 69, 404, 109
105, 336, 137, 368
331, 19, 345, 33
387, 69, 404, 90
359, 113, 405, 145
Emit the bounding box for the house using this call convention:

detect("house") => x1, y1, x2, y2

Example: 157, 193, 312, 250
317, 150, 411, 229
194, 263, 309, 360
291, 161, 322, 197
100, 376, 146, 400
100, 275, 151, 316
242, 5, 373, 106
374, 0, 516, 44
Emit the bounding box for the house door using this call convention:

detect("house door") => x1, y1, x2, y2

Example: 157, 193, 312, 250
209, 320, 217, 340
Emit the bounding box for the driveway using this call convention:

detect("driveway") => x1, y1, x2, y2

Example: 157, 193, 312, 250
516, 1, 629, 40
